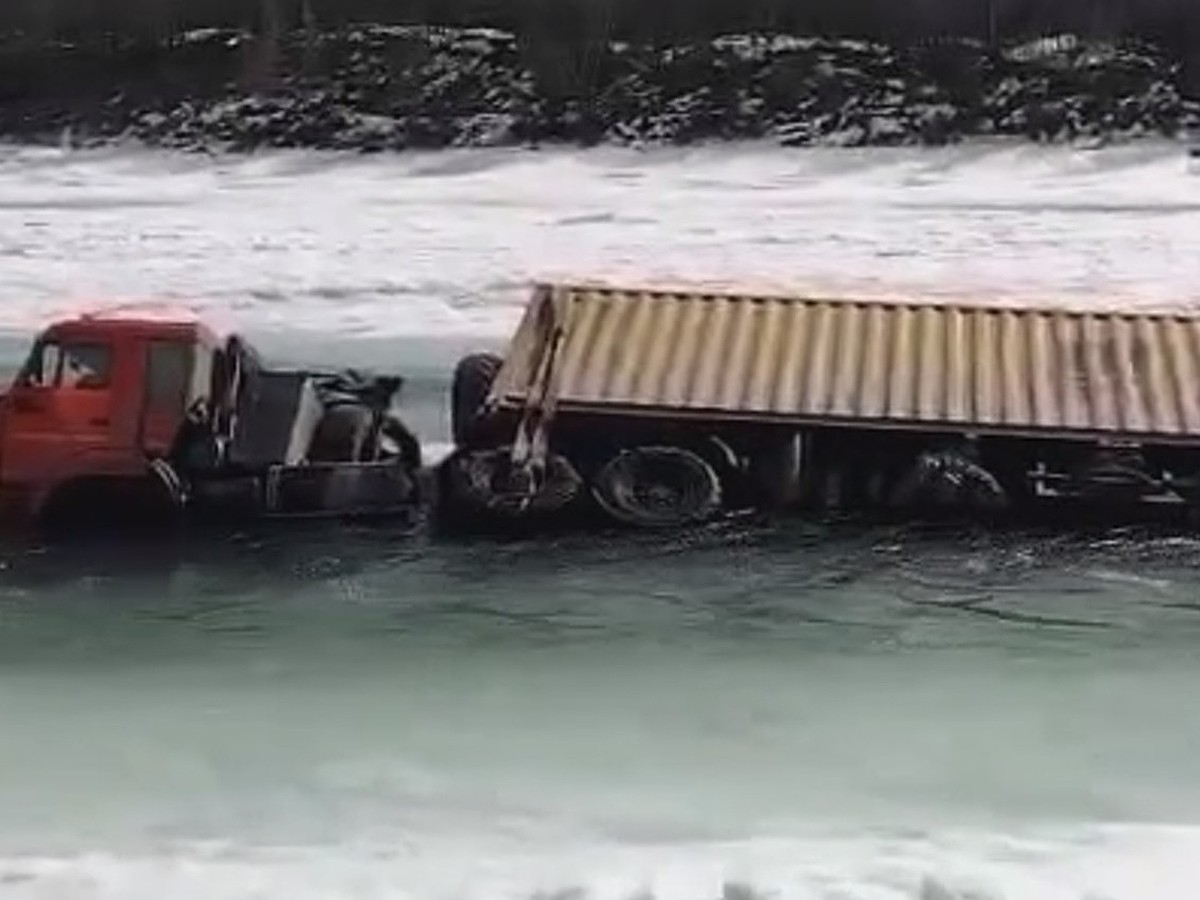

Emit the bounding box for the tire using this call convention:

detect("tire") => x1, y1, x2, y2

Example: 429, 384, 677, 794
452, 353, 502, 448
441, 447, 582, 518
1072, 455, 1157, 504
889, 448, 1008, 513
308, 403, 373, 463
39, 474, 183, 536
590, 446, 722, 529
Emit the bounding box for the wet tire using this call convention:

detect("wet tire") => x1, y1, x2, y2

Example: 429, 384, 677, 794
1073, 457, 1157, 504
452, 353, 502, 448
441, 447, 582, 518
309, 403, 373, 463
591, 446, 722, 529
38, 474, 184, 537
889, 449, 1008, 513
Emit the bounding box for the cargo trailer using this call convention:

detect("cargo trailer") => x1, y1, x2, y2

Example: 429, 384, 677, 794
439, 282, 1200, 529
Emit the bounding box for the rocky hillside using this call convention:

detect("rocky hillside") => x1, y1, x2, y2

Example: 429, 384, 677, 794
1, 26, 1197, 152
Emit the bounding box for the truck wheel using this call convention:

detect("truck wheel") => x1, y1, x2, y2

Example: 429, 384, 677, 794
309, 403, 373, 463
452, 353, 502, 448
39, 474, 183, 536
591, 446, 722, 529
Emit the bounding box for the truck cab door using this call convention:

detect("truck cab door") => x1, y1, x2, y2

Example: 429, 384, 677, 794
0, 338, 120, 487
138, 339, 195, 457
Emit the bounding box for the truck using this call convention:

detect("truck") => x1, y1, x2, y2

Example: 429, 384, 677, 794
438, 281, 1200, 530
10, 284, 1200, 541
0, 312, 424, 537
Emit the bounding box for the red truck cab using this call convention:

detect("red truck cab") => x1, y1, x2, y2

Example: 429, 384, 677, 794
0, 312, 424, 536
0, 315, 220, 526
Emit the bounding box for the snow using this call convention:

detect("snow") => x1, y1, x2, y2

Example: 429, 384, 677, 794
1, 824, 1199, 900
0, 140, 1196, 355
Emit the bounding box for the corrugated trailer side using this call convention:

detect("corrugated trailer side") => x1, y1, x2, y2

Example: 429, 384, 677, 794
487, 283, 1200, 444
441, 282, 1200, 530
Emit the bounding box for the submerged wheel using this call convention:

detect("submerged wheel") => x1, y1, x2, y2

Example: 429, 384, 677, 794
309, 403, 373, 463
441, 447, 582, 518
889, 448, 1008, 513
590, 446, 723, 529
1072, 453, 1158, 504
451, 352, 502, 447
38, 473, 185, 537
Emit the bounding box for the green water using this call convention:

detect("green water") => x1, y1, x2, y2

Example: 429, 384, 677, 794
0, 350, 1197, 899
1, 521, 1198, 896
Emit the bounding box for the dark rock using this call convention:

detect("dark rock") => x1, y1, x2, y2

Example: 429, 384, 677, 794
0, 25, 1194, 154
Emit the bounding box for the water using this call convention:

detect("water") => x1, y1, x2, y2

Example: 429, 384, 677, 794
0, 138, 1199, 898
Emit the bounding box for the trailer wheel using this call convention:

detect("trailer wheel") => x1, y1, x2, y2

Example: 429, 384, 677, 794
452, 353, 502, 448
309, 403, 373, 463
442, 447, 582, 518
591, 446, 722, 529
889, 448, 1008, 513
1072, 452, 1158, 504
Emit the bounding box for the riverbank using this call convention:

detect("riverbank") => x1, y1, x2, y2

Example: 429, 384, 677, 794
1, 26, 1197, 154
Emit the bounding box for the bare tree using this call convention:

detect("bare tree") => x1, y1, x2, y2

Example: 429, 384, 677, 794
6, 0, 1200, 66
243, 0, 285, 91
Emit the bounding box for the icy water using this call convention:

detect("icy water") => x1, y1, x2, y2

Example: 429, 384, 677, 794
1, 139, 1200, 898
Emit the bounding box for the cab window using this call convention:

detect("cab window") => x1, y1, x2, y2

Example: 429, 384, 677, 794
145, 340, 193, 407
21, 340, 112, 390
30, 342, 61, 386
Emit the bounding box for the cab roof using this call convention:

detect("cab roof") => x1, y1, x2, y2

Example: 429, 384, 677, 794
43, 315, 223, 347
